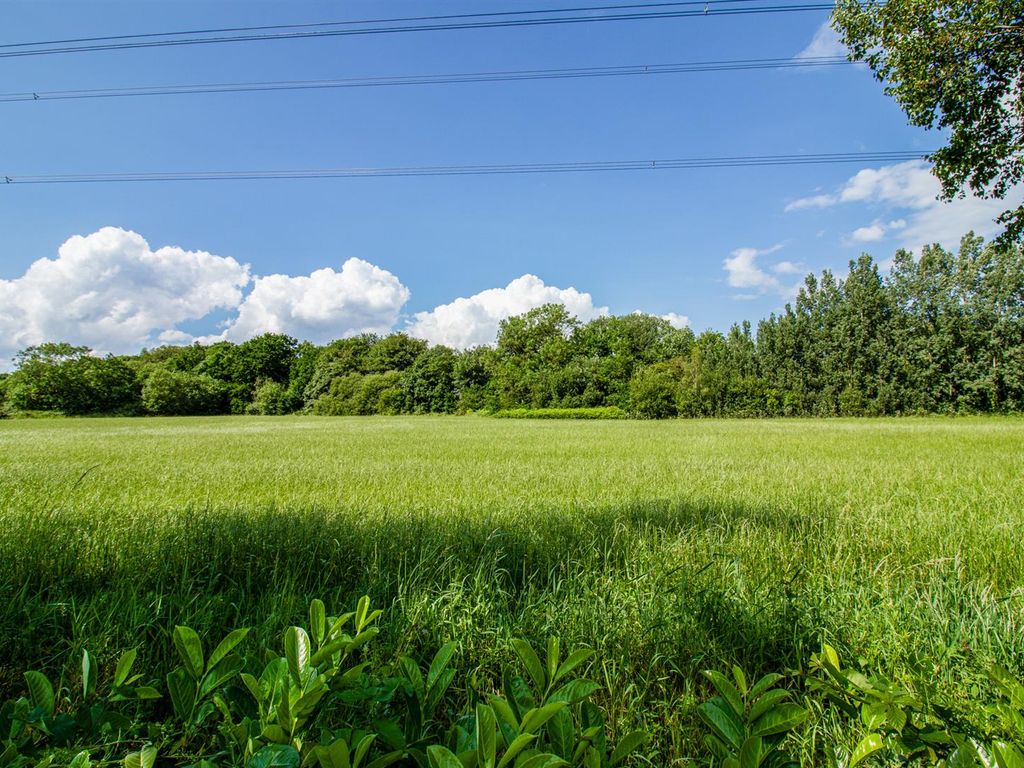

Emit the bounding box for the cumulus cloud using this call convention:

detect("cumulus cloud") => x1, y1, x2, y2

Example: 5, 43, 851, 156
0, 227, 250, 362
785, 160, 1023, 249
212, 258, 410, 344
850, 219, 906, 243
723, 244, 799, 299
407, 274, 608, 349
794, 19, 848, 60
660, 312, 691, 329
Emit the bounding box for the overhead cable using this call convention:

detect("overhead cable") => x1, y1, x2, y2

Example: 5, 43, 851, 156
1, 152, 929, 185
0, 3, 835, 58
0, 56, 850, 103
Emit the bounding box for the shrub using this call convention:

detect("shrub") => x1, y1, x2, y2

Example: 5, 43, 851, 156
249, 379, 294, 415
141, 368, 230, 416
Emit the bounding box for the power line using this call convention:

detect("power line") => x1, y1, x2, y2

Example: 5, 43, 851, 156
0, 56, 850, 103
0, 3, 835, 58
0, 1, 819, 49
1, 152, 929, 185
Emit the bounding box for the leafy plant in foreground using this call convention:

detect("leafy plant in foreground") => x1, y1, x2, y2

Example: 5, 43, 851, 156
810, 644, 1024, 768
1, 648, 160, 767
696, 665, 807, 768
427, 636, 649, 768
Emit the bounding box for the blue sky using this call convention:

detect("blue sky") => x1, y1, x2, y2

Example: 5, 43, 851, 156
0, 0, 1015, 363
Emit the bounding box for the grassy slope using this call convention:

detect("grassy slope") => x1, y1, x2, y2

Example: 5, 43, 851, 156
0, 416, 1021, 760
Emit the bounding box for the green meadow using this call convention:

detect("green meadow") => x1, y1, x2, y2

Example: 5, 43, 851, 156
1, 416, 1022, 762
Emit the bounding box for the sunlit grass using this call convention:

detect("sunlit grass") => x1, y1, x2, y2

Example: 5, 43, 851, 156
1, 415, 1021, 761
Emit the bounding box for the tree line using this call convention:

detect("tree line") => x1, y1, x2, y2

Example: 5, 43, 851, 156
1, 234, 1022, 419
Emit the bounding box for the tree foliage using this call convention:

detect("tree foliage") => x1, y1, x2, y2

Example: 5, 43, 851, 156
5, 234, 1023, 419
833, 0, 1024, 242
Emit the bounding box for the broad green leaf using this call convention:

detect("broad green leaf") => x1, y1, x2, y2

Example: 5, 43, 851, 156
69, 752, 91, 768
993, 742, 1024, 768
750, 703, 807, 737
23, 671, 54, 717
364, 752, 404, 768
490, 694, 520, 744
82, 650, 97, 699
550, 679, 600, 705
697, 698, 744, 750
581, 701, 607, 755
749, 689, 790, 723
353, 734, 376, 768
261, 724, 289, 744
327, 611, 355, 638
732, 666, 748, 697
354, 596, 371, 632
427, 746, 463, 768
520, 701, 568, 735
848, 733, 884, 768
309, 600, 326, 647
293, 681, 328, 720
704, 670, 744, 719
426, 668, 456, 714
516, 755, 568, 768
738, 735, 762, 768
428, 642, 458, 689
123, 746, 157, 768
285, 626, 311, 683
546, 637, 560, 688
553, 649, 595, 687
199, 653, 244, 698
113, 649, 137, 688
946, 742, 983, 768
821, 645, 841, 671
548, 707, 574, 761
166, 666, 195, 720
321, 739, 351, 768
610, 730, 651, 766
749, 673, 784, 700
401, 655, 425, 698
241, 672, 264, 703
512, 639, 546, 693
497, 733, 537, 768
991, 666, 1024, 709
860, 703, 887, 731
173, 626, 205, 680
477, 703, 498, 768
349, 627, 379, 652
705, 734, 732, 764
250, 744, 301, 768
208, 628, 249, 671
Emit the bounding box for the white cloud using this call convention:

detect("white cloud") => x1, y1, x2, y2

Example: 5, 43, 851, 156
407, 274, 608, 349
785, 193, 837, 211
771, 260, 802, 275
214, 258, 410, 344
0, 227, 250, 362
850, 219, 907, 243
795, 19, 848, 60
786, 160, 1024, 250
660, 312, 691, 329
723, 245, 802, 300
851, 223, 886, 242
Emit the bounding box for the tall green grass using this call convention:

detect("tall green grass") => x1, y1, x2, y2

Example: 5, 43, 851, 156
0, 416, 1021, 762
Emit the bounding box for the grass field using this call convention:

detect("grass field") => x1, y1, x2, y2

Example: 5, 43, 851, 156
1, 415, 1022, 762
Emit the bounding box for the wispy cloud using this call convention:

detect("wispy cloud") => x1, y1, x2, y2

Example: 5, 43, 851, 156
786, 160, 1024, 250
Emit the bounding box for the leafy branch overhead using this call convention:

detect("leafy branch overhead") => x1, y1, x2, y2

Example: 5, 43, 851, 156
833, 0, 1024, 243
